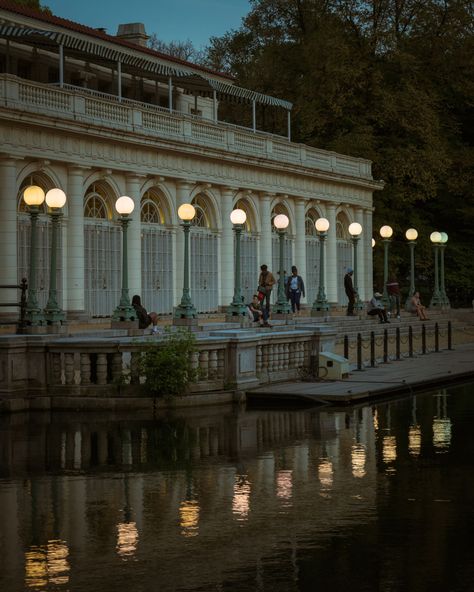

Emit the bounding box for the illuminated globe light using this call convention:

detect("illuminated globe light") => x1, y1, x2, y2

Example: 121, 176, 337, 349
380, 225, 393, 239
372, 238, 376, 248
430, 231, 442, 243
115, 195, 135, 215
348, 222, 362, 236
273, 214, 289, 230
230, 208, 247, 225
315, 217, 330, 232
177, 203, 196, 221
440, 232, 448, 244
405, 228, 418, 241
23, 185, 45, 206
45, 188, 67, 209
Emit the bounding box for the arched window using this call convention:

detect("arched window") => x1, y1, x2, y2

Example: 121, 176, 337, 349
141, 189, 166, 224
305, 209, 320, 237
191, 194, 210, 228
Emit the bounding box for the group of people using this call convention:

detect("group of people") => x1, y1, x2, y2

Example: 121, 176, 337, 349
344, 268, 429, 322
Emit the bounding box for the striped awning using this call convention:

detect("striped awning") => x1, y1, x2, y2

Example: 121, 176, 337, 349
0, 25, 292, 110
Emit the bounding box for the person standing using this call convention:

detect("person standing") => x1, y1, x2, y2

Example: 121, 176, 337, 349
344, 267, 356, 316
286, 266, 305, 314
386, 276, 401, 318
258, 264, 276, 315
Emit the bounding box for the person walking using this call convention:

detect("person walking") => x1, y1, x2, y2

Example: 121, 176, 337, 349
258, 264, 276, 315
367, 291, 390, 323
132, 294, 159, 334
386, 276, 401, 318
286, 265, 305, 314
344, 268, 356, 316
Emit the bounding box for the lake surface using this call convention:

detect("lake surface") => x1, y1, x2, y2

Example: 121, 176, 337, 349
1, 383, 474, 592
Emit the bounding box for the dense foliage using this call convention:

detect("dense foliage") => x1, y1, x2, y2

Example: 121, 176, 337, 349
204, 0, 473, 304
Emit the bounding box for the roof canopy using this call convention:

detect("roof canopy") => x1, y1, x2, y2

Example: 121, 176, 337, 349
0, 25, 292, 110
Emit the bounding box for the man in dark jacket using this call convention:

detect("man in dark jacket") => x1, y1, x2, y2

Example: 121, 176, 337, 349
285, 266, 305, 314
344, 268, 356, 316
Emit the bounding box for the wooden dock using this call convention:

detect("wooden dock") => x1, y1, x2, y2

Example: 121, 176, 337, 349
246, 342, 474, 405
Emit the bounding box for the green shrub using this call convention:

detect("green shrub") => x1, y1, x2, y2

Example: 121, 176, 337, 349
140, 328, 197, 396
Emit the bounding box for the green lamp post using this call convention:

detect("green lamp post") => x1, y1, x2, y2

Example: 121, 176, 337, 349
227, 208, 248, 317
349, 221, 364, 311
405, 228, 418, 311
379, 225, 393, 308
44, 188, 67, 324
272, 213, 291, 315
112, 195, 136, 321
430, 231, 442, 308
311, 217, 330, 314
23, 185, 46, 326
174, 203, 197, 321
439, 232, 450, 308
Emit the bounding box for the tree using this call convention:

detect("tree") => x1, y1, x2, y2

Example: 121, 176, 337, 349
148, 35, 206, 64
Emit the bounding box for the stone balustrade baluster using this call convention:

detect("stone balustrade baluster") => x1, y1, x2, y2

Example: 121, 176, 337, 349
199, 349, 209, 380
50, 353, 62, 385
96, 353, 108, 385
80, 353, 91, 385
111, 352, 122, 383
209, 350, 218, 379
283, 343, 290, 370
64, 353, 75, 385
256, 345, 263, 373
217, 349, 225, 379
262, 345, 269, 373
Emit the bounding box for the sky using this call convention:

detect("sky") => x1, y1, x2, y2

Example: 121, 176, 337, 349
43, 0, 252, 48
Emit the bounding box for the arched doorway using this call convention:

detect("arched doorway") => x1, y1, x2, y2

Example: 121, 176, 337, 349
336, 211, 352, 305
83, 182, 121, 317
17, 173, 63, 310
190, 194, 218, 313
141, 189, 173, 314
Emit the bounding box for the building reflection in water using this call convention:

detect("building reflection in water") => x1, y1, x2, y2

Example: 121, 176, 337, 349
25, 540, 70, 589
318, 459, 333, 493
232, 475, 251, 522
276, 470, 293, 506
179, 500, 200, 537
433, 390, 452, 453
351, 443, 367, 479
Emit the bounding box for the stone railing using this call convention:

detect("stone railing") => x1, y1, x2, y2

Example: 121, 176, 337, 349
0, 74, 373, 180
0, 327, 336, 402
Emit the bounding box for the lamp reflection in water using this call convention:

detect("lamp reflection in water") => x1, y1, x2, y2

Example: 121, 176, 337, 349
116, 522, 139, 559
408, 396, 421, 458
382, 405, 397, 473
433, 390, 452, 453
276, 470, 293, 505
25, 540, 70, 589
232, 474, 251, 521
318, 459, 334, 492
179, 500, 200, 537
351, 443, 367, 479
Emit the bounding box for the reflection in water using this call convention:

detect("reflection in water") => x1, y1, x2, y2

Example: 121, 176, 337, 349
408, 425, 422, 457
318, 459, 333, 490
276, 470, 293, 505
1, 383, 472, 592
25, 540, 70, 589
351, 443, 367, 478
179, 500, 200, 537
116, 522, 139, 559
232, 475, 251, 521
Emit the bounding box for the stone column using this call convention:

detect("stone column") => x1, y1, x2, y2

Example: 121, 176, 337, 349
175, 181, 192, 306
66, 166, 85, 315
326, 203, 338, 303
220, 187, 235, 307
259, 193, 272, 269
294, 198, 306, 301
354, 207, 366, 301
0, 159, 19, 314
125, 174, 143, 297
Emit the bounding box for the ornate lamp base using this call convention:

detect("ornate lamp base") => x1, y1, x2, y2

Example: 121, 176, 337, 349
112, 304, 136, 321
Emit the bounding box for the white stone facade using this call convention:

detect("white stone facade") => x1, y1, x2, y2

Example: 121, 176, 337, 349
0, 5, 382, 319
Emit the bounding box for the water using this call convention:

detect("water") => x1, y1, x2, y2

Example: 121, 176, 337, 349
1, 383, 474, 592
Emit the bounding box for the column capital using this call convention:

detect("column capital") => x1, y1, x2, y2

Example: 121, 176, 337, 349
68, 164, 89, 175
0, 155, 22, 165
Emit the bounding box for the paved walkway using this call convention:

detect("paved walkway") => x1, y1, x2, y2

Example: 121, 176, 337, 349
247, 342, 474, 405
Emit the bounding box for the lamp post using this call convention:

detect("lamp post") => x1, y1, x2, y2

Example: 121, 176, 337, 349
430, 231, 442, 308
379, 225, 393, 308
439, 232, 450, 308
174, 203, 197, 321
43, 188, 67, 324
405, 228, 418, 310
112, 195, 136, 321
272, 214, 291, 315
311, 217, 330, 314
23, 185, 46, 326
348, 222, 363, 311
227, 208, 248, 317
